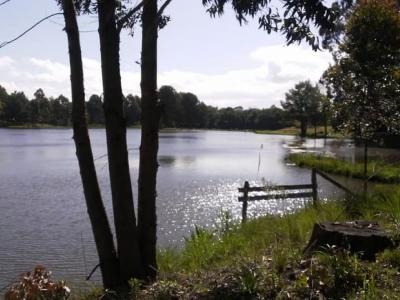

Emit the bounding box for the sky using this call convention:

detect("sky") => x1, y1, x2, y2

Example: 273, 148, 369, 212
0, 0, 333, 109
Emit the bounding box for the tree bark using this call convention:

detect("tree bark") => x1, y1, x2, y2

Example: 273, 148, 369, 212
97, 0, 143, 283
61, 0, 119, 289
138, 0, 159, 281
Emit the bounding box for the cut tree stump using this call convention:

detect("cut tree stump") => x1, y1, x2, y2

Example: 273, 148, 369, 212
304, 220, 394, 260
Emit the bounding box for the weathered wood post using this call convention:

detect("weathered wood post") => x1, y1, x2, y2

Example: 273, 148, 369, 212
242, 181, 249, 223
311, 168, 318, 207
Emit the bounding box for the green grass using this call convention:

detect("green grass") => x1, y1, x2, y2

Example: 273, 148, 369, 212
287, 152, 400, 184
147, 192, 400, 299
255, 126, 346, 138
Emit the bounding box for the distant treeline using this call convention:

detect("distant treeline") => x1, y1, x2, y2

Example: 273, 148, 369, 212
0, 84, 328, 131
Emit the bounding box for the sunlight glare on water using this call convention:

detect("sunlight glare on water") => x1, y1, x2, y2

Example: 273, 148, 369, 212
1, 128, 394, 291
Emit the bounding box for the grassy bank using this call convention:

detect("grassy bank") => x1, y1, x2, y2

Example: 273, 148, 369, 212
287, 153, 400, 184
7, 193, 400, 299
255, 126, 345, 138
71, 186, 400, 300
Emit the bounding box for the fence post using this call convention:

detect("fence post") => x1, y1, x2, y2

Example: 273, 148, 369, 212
312, 168, 318, 207
242, 181, 249, 223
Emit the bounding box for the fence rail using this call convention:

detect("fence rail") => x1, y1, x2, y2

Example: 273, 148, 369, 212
238, 167, 353, 222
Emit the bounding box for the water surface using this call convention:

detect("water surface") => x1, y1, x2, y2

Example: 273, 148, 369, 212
0, 129, 397, 290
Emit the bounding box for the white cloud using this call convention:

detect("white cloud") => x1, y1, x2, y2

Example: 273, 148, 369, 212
0, 45, 332, 108
0, 56, 14, 68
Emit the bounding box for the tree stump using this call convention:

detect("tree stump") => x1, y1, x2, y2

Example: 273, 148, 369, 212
304, 220, 394, 260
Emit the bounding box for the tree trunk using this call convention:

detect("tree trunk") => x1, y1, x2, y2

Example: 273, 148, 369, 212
300, 120, 307, 137
61, 0, 119, 289
138, 0, 159, 281
97, 0, 143, 283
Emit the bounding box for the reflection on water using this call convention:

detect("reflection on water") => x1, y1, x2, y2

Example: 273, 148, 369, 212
158, 155, 196, 167
0, 129, 397, 290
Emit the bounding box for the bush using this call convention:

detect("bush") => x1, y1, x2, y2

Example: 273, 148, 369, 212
4, 266, 70, 300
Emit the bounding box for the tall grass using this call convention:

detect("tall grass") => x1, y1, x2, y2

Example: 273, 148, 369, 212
157, 200, 347, 275
75, 187, 400, 299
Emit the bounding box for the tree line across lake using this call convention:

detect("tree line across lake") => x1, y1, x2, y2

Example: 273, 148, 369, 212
0, 82, 333, 132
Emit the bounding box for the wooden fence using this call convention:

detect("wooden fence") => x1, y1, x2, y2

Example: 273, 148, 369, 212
238, 167, 353, 222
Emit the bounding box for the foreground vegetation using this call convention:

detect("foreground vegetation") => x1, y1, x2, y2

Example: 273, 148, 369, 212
7, 186, 400, 299
70, 187, 400, 299
287, 153, 400, 184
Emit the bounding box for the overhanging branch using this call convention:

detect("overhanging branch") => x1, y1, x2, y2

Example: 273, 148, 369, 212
0, 13, 63, 49
0, 0, 11, 7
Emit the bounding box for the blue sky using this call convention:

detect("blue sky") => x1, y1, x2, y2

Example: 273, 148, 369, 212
0, 0, 332, 108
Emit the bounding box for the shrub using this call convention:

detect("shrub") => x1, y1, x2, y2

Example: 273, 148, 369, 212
4, 266, 70, 300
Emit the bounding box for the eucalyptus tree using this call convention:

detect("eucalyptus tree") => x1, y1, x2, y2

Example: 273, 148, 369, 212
322, 0, 400, 138
321, 0, 400, 189
55, 0, 353, 289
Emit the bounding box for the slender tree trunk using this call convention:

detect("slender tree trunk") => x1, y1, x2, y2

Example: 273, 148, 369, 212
61, 0, 119, 289
97, 0, 143, 283
300, 120, 307, 137
138, 0, 159, 281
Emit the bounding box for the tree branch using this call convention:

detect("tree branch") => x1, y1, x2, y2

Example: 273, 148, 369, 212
117, 0, 147, 34
0, 13, 63, 49
157, 0, 173, 18
0, 0, 11, 7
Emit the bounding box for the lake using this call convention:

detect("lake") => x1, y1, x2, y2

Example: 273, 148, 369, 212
0, 129, 396, 290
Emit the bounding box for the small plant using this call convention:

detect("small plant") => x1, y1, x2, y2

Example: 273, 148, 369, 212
362, 275, 378, 299
317, 245, 364, 296
157, 246, 180, 274
4, 266, 70, 300
213, 209, 236, 236
272, 249, 289, 274
377, 249, 400, 268
155, 280, 179, 300
233, 263, 262, 295
182, 226, 217, 270
128, 278, 143, 298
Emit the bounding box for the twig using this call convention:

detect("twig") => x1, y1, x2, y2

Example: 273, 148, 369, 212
94, 153, 108, 161
86, 264, 100, 281
94, 147, 139, 161
0, 0, 10, 7
81, 230, 88, 277
0, 279, 18, 293
0, 13, 63, 49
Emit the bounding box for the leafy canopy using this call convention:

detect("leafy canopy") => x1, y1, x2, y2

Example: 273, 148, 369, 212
322, 0, 400, 137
